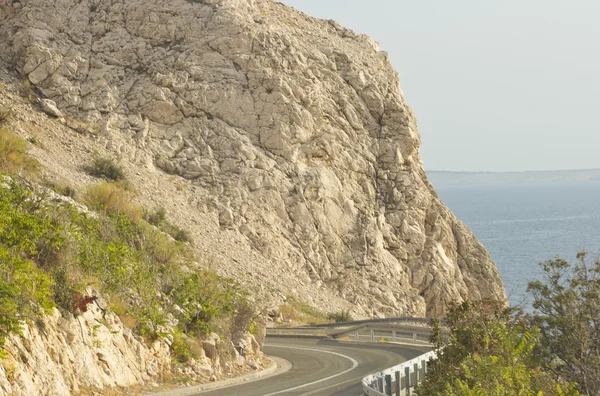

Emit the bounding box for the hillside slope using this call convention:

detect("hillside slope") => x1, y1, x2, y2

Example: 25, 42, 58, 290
0, 0, 506, 317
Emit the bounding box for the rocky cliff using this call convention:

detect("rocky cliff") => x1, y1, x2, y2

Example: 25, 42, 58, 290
0, 288, 263, 395
0, 0, 506, 319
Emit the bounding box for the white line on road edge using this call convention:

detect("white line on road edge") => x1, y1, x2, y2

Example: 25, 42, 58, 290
262, 345, 359, 396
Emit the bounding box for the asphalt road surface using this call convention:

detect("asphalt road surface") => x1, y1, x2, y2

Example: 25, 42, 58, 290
196, 337, 429, 396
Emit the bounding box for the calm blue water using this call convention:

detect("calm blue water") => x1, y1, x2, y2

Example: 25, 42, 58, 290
435, 182, 600, 307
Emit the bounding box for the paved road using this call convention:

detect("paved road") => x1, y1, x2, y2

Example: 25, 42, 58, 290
196, 337, 429, 396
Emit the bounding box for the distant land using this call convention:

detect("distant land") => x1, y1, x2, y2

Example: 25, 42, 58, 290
426, 169, 600, 187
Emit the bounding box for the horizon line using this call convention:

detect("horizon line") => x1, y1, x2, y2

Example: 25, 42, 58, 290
425, 168, 600, 174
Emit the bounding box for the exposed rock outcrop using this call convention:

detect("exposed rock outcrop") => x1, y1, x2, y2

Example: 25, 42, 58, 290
0, 0, 506, 318
0, 296, 180, 395
0, 285, 263, 395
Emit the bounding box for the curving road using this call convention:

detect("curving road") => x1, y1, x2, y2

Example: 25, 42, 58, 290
196, 337, 430, 396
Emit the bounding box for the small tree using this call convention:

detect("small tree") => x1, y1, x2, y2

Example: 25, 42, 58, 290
417, 301, 577, 395
528, 253, 600, 396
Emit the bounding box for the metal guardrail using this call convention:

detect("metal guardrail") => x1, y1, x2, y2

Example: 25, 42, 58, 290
329, 323, 436, 345
344, 330, 430, 346
268, 317, 442, 395
271, 317, 439, 330
362, 350, 437, 396
328, 323, 431, 344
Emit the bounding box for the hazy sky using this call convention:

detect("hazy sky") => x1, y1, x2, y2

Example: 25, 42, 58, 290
280, 1, 600, 172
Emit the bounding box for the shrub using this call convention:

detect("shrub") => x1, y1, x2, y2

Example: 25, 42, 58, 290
0, 108, 12, 126
0, 128, 39, 174
138, 305, 169, 341
144, 206, 193, 244
528, 253, 600, 395
51, 268, 78, 316
19, 79, 36, 102
278, 295, 328, 324
89, 157, 125, 181
230, 300, 256, 343
145, 206, 166, 226
171, 269, 243, 336
161, 222, 193, 243
62, 186, 76, 198
84, 182, 141, 219
0, 181, 56, 353
327, 309, 353, 323
417, 301, 578, 396
171, 330, 192, 363
43, 178, 76, 199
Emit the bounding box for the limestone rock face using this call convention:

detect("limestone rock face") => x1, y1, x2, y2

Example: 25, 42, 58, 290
0, 299, 174, 395
0, 0, 506, 317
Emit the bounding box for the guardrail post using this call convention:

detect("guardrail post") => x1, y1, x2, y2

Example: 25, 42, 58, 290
405, 366, 411, 396
385, 374, 392, 395
412, 333, 417, 344
395, 370, 401, 395
414, 363, 420, 384
392, 330, 396, 342
370, 329, 375, 342
422, 359, 427, 377
377, 375, 384, 392
354, 332, 358, 341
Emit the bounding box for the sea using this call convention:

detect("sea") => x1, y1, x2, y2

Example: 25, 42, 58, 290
434, 181, 600, 308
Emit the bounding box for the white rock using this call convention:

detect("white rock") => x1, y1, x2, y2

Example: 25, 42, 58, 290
39, 99, 63, 118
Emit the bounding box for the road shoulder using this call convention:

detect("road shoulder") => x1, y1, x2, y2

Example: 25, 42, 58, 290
144, 356, 291, 396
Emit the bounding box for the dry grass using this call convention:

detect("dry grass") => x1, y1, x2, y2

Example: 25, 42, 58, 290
109, 296, 138, 329
84, 181, 142, 219
278, 295, 331, 325
0, 107, 13, 126
43, 177, 76, 199
186, 338, 205, 359
19, 79, 36, 102
0, 127, 39, 174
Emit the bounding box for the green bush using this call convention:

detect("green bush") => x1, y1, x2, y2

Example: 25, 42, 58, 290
528, 253, 600, 395
417, 301, 578, 396
171, 269, 242, 336
89, 157, 125, 181
171, 330, 192, 363
162, 222, 193, 243
144, 206, 193, 244
145, 206, 166, 226
0, 180, 57, 353
327, 309, 353, 323
51, 268, 79, 316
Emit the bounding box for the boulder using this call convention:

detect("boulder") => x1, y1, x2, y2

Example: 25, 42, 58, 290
39, 99, 63, 118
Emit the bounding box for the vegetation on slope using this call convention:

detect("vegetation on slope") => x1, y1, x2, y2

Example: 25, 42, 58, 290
419, 301, 578, 395
528, 254, 600, 395
419, 254, 600, 395
277, 294, 353, 325
0, 127, 253, 362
